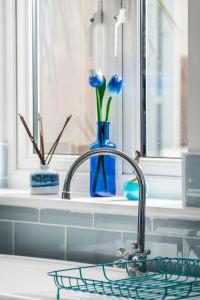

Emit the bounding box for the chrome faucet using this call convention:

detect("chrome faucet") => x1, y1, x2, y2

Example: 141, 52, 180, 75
62, 148, 150, 270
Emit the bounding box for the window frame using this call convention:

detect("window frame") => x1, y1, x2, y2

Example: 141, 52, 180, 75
121, 0, 182, 197
7, 0, 182, 199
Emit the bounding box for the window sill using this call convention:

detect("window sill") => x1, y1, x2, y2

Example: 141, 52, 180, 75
0, 188, 199, 220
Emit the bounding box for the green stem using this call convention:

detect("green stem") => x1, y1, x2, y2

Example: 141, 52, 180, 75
105, 96, 112, 121
101, 156, 107, 191
96, 89, 102, 121
99, 90, 103, 111
92, 126, 107, 194
92, 155, 107, 194
96, 89, 101, 121
92, 156, 101, 194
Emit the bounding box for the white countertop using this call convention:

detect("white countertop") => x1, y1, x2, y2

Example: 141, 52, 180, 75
0, 188, 199, 220
0, 255, 199, 300
0, 255, 118, 300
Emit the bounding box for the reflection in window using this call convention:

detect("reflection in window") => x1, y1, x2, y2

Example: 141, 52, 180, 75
33, 0, 103, 155
142, 0, 188, 158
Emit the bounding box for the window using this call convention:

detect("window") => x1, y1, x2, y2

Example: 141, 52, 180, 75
33, 0, 188, 160
32, 0, 120, 156
141, 0, 188, 158
33, 0, 102, 155
13, 0, 188, 198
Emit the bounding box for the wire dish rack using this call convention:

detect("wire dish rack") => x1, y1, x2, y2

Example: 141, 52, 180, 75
48, 257, 200, 300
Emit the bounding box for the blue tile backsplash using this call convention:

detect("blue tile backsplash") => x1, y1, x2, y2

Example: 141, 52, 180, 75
67, 227, 121, 264
123, 232, 183, 258
94, 213, 151, 232
153, 218, 200, 237
184, 153, 200, 208
0, 205, 38, 222
0, 221, 13, 254
14, 223, 65, 260
0, 204, 199, 263
40, 209, 92, 227
184, 238, 200, 259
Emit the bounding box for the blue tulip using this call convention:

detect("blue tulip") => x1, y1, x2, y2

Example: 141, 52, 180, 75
89, 69, 104, 88
107, 75, 123, 95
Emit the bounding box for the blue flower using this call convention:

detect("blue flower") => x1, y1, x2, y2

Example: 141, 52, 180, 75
107, 75, 123, 95
89, 69, 104, 88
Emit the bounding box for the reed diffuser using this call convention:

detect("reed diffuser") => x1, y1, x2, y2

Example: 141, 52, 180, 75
19, 114, 72, 194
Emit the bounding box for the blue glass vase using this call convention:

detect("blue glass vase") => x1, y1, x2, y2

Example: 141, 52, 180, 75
90, 121, 116, 197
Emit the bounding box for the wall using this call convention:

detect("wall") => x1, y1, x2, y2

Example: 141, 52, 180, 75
0, 205, 199, 263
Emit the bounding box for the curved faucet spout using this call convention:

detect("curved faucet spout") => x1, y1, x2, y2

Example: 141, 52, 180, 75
62, 148, 147, 254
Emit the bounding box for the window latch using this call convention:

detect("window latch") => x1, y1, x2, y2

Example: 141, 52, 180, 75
114, 8, 126, 57
89, 0, 103, 58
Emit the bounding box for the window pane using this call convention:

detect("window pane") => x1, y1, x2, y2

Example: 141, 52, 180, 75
33, 0, 103, 155
142, 0, 188, 158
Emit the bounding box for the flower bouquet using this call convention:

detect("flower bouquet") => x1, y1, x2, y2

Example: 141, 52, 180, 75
89, 69, 123, 197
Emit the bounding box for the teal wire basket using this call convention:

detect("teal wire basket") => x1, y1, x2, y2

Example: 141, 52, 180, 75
48, 257, 200, 300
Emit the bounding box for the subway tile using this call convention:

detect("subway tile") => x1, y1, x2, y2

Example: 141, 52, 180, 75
186, 196, 200, 208
67, 228, 121, 264
40, 209, 92, 227
14, 223, 65, 260
185, 154, 200, 208
184, 238, 200, 259
0, 205, 38, 222
123, 233, 183, 258
185, 154, 200, 191
153, 218, 200, 237
0, 221, 13, 254
94, 214, 151, 232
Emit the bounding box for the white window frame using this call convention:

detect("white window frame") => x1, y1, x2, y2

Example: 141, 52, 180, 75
121, 0, 181, 199
6, 0, 182, 199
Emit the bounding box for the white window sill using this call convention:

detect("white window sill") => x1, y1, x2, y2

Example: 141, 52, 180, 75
0, 188, 199, 220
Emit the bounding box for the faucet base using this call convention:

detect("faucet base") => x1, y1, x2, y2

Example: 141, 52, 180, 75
62, 191, 70, 199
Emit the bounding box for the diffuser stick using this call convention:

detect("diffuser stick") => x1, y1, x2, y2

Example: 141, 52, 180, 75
19, 114, 46, 165
45, 114, 72, 165
38, 113, 45, 161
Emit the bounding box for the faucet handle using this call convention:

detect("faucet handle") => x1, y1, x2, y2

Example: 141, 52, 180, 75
118, 247, 127, 258
144, 249, 151, 256
131, 242, 138, 251
113, 248, 128, 267
138, 249, 151, 260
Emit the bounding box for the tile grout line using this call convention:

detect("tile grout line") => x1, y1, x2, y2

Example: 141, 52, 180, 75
92, 213, 95, 228
1, 219, 200, 240
182, 238, 188, 258
65, 226, 67, 261
0, 219, 138, 233
12, 222, 15, 255
151, 217, 154, 232
38, 209, 41, 223
121, 232, 123, 244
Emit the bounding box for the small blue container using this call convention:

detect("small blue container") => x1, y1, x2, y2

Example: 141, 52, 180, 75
124, 180, 149, 200
124, 181, 139, 200
31, 165, 59, 195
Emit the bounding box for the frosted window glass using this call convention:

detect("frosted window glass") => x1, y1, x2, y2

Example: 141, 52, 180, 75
143, 0, 188, 158
35, 0, 102, 155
